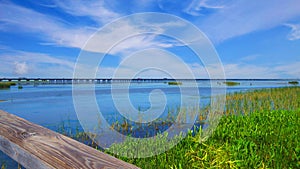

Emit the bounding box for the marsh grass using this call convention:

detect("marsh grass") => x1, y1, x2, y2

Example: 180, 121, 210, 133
55, 87, 299, 168
0, 82, 16, 89
106, 87, 300, 168
223, 81, 240, 86
289, 81, 299, 85
168, 81, 182, 85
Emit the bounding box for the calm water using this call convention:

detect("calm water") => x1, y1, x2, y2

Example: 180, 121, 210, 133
0, 80, 295, 129
0, 79, 297, 168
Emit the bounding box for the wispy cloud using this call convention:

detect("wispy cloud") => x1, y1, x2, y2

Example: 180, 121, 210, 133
82, 17, 188, 55
0, 51, 75, 77
198, 0, 300, 43
285, 23, 300, 40
0, 1, 95, 48
272, 62, 300, 78
14, 62, 29, 75
239, 54, 260, 62
0, 1, 184, 55
184, 0, 225, 16
96, 61, 300, 79
52, 0, 120, 24
222, 62, 300, 79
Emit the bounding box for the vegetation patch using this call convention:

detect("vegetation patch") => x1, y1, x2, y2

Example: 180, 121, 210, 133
168, 81, 182, 85
106, 87, 300, 168
223, 81, 240, 86
289, 81, 299, 85
0, 82, 16, 89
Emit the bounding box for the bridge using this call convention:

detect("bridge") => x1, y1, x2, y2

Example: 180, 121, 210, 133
0, 78, 210, 84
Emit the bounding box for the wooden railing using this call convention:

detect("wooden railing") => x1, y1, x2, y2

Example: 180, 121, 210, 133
0, 110, 139, 169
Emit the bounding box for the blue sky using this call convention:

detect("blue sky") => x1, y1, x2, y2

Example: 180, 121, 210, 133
0, 0, 300, 78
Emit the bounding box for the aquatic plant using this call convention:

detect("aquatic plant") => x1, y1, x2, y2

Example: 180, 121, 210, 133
0, 82, 16, 89
168, 81, 182, 85
223, 81, 240, 86
289, 81, 299, 85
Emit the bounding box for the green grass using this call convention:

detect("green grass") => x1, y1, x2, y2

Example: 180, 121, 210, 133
106, 87, 300, 168
106, 109, 299, 169
0, 82, 16, 89
223, 81, 240, 86
168, 81, 182, 85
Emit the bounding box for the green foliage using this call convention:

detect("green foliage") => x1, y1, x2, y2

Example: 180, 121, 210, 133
289, 81, 299, 85
107, 109, 299, 169
168, 81, 182, 85
224, 87, 300, 115
0, 82, 16, 89
223, 81, 240, 86
107, 87, 300, 168
192, 109, 300, 168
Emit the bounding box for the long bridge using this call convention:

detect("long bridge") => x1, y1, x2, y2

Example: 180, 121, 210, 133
0, 78, 295, 85
0, 77, 208, 84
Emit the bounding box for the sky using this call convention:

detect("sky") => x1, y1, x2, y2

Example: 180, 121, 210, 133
0, 0, 300, 79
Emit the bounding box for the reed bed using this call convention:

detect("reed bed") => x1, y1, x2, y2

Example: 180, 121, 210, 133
0, 82, 16, 89
223, 81, 240, 86
224, 87, 300, 115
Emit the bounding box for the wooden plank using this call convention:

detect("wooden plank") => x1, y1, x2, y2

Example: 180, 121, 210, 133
0, 110, 139, 169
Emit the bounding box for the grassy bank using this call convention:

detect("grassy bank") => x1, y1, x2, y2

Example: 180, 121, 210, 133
111, 109, 299, 168
107, 87, 300, 168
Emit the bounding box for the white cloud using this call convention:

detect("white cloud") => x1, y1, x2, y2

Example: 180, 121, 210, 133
239, 54, 260, 62
82, 17, 188, 55
285, 23, 300, 40
222, 63, 278, 79
184, 0, 225, 16
198, 0, 300, 43
0, 2, 95, 49
14, 62, 29, 75
0, 51, 75, 77
273, 62, 300, 77
0, 2, 186, 55
96, 61, 300, 79
52, 0, 120, 24
96, 49, 208, 79
222, 62, 300, 79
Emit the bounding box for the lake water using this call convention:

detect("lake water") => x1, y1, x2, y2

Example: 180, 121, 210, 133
0, 79, 297, 168
0, 80, 295, 129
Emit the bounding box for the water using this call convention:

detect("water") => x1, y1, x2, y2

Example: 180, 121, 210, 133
0, 79, 297, 168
